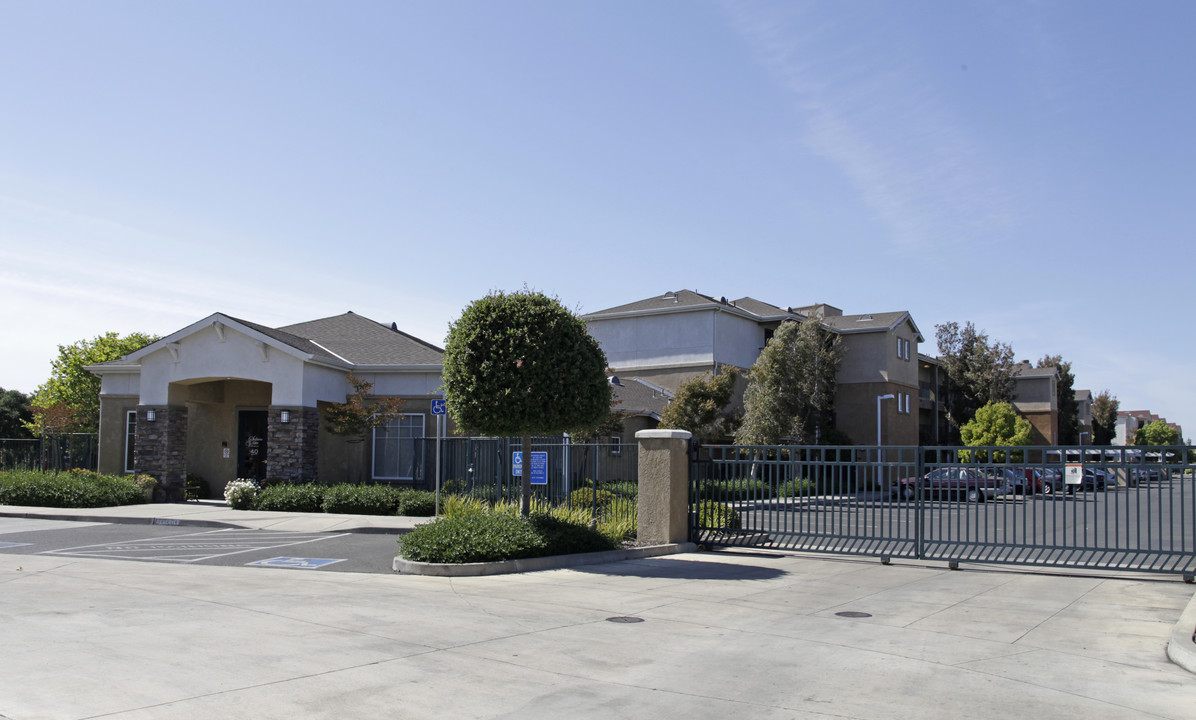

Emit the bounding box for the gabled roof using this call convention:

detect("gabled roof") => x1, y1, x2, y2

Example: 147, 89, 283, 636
729, 297, 804, 321
279, 312, 443, 366
586, 290, 733, 317
93, 311, 442, 373
608, 376, 673, 419
818, 310, 924, 342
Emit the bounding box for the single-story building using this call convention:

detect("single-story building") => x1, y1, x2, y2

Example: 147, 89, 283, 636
87, 312, 444, 499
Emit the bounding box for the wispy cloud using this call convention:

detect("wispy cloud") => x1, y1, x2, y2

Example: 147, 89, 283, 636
723, 1, 1017, 251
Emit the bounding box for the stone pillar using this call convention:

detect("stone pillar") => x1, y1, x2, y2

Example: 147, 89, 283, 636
636, 429, 693, 544
267, 407, 320, 483
135, 405, 188, 502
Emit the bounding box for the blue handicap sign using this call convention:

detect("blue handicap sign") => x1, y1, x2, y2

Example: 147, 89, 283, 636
511, 451, 548, 484
431, 399, 447, 416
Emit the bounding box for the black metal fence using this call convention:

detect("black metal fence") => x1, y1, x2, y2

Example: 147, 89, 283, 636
0, 435, 99, 473
408, 436, 638, 520
692, 444, 1196, 578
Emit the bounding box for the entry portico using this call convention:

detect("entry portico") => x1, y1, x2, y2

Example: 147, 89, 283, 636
89, 312, 443, 500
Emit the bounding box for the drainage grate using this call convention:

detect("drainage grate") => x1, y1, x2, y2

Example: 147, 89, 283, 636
606, 616, 645, 623
835, 611, 873, 618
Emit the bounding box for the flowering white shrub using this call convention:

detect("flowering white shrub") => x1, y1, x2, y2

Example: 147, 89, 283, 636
223, 479, 259, 510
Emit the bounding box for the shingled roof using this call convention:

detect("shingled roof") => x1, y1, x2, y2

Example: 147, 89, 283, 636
279, 312, 443, 366
608, 376, 673, 419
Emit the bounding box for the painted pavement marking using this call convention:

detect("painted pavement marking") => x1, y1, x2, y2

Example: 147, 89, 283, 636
247, 557, 346, 569
0, 542, 32, 548
40, 528, 348, 563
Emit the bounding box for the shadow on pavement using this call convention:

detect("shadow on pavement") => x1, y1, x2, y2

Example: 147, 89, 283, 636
572, 556, 788, 581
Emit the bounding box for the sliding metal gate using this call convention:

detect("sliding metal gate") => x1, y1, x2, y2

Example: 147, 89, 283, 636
691, 444, 1196, 578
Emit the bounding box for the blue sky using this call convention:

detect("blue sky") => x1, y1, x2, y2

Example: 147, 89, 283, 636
2, 1, 1192, 436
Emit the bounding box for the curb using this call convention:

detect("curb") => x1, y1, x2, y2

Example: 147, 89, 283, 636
393, 542, 698, 576
0, 509, 417, 534
1167, 588, 1196, 673
0, 510, 242, 530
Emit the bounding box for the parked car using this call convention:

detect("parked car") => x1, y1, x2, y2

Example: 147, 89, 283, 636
988, 467, 1050, 495
892, 467, 1013, 503
1042, 464, 1113, 493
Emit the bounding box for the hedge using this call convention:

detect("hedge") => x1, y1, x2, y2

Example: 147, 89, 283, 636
0, 469, 146, 508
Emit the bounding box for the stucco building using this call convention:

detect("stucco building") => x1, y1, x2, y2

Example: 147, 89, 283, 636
88, 312, 443, 499
583, 291, 924, 446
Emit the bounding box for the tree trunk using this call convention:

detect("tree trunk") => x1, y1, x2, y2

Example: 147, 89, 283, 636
521, 434, 532, 516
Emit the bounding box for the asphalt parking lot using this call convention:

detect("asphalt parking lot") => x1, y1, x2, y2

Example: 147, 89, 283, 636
0, 518, 403, 573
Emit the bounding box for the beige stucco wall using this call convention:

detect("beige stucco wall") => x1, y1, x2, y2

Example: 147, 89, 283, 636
137, 323, 311, 406
172, 379, 272, 491
96, 395, 139, 475
835, 382, 920, 446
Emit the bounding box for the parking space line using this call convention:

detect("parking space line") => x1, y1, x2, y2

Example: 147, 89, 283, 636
40, 529, 350, 563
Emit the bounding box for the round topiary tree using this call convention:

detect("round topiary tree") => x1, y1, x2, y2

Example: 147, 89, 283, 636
442, 290, 612, 515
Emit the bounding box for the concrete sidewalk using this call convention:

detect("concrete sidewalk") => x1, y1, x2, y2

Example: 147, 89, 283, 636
2, 541, 1196, 719
0, 499, 425, 533
3, 500, 1196, 719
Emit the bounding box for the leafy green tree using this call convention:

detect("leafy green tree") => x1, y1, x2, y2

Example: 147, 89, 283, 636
0, 388, 34, 439
1091, 390, 1119, 445
959, 401, 1032, 462
1037, 355, 1078, 445
736, 319, 841, 445
324, 373, 406, 483
659, 367, 740, 443
935, 321, 1015, 443
1133, 420, 1180, 446
442, 290, 610, 515
29, 332, 158, 433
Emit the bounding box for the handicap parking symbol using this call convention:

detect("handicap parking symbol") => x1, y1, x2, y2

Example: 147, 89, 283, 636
248, 557, 344, 569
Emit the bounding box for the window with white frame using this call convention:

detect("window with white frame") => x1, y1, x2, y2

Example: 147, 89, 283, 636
610, 436, 622, 455
896, 337, 911, 361
124, 410, 137, 473
372, 414, 425, 481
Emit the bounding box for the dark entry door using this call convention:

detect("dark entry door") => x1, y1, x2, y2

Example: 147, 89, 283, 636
237, 410, 268, 480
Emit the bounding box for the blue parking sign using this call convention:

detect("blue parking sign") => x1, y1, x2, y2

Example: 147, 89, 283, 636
512, 451, 548, 485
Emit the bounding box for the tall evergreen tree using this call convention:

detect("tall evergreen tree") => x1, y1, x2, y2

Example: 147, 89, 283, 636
736, 319, 841, 445
1091, 390, 1119, 445
1037, 355, 1078, 444
935, 321, 1015, 443
658, 367, 740, 443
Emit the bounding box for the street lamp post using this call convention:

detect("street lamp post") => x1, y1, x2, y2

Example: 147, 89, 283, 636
876, 393, 896, 494
876, 394, 896, 446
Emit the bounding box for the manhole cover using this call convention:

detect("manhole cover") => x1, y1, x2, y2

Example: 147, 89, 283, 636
835, 611, 873, 618
606, 616, 645, 623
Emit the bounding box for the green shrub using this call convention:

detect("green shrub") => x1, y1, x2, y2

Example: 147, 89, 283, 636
185, 473, 209, 501
223, 479, 259, 510
321, 484, 401, 515
569, 487, 615, 509
398, 511, 616, 564
0, 469, 146, 508
695, 500, 741, 531
396, 489, 436, 516
605, 481, 639, 498
441, 493, 491, 517
255, 483, 326, 513
528, 515, 617, 556
399, 513, 548, 563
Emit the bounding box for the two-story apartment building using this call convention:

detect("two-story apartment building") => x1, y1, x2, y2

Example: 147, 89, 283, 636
583, 291, 923, 446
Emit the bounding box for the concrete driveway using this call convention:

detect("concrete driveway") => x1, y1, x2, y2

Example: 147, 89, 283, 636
2, 545, 1194, 720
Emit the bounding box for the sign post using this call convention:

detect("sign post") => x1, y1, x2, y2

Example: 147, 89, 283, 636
431, 399, 447, 515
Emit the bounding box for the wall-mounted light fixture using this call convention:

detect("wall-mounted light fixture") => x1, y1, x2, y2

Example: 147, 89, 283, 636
280, 410, 290, 423
146, 410, 156, 422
